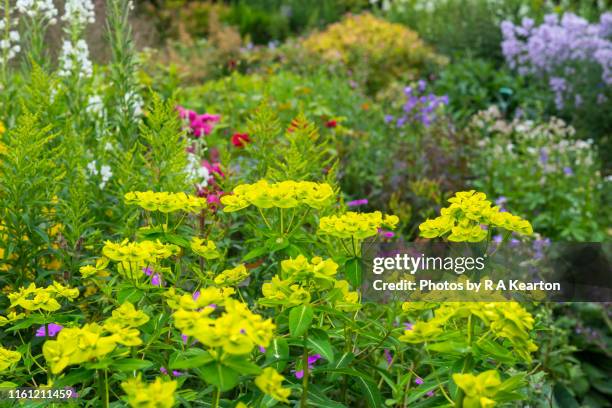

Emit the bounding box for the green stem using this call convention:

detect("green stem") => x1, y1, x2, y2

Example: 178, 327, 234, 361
300, 333, 310, 408
98, 369, 109, 408
212, 387, 221, 408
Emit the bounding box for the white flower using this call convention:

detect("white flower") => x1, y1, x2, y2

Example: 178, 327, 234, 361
62, 0, 95, 26
86, 94, 104, 116
58, 39, 92, 78
86, 160, 98, 175
99, 165, 112, 189
16, 0, 58, 22
125, 91, 144, 116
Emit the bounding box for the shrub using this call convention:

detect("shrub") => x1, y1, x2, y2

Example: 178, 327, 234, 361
501, 12, 612, 158
469, 107, 609, 241
302, 12, 445, 93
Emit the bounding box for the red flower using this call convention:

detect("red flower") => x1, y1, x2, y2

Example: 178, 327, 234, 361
231, 133, 250, 148
325, 119, 337, 128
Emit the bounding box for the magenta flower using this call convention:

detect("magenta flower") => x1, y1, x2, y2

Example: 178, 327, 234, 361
36, 323, 63, 337
294, 354, 323, 379
415, 377, 424, 385
347, 198, 368, 207
426, 390, 435, 397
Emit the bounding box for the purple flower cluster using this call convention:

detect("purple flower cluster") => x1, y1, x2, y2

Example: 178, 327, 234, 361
386, 80, 449, 128
501, 12, 612, 109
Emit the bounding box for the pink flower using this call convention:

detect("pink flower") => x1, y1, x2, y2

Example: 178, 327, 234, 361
293, 354, 323, 379
231, 132, 250, 148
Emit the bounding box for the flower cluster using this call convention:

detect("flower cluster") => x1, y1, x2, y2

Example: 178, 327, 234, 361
124, 191, 208, 213
453, 370, 502, 408
501, 12, 612, 109
16, 0, 58, 23
221, 180, 335, 212
214, 264, 249, 286
0, 10, 20, 62
43, 304, 148, 374
386, 80, 449, 127
190, 237, 220, 259
86, 160, 112, 189
260, 255, 360, 311
401, 301, 537, 362
7, 282, 79, 312
419, 190, 532, 242
169, 289, 275, 355
0, 345, 21, 372
177, 106, 220, 138
62, 0, 95, 25
469, 108, 604, 239
121, 375, 177, 408
319, 211, 399, 240
102, 239, 179, 281
255, 367, 291, 403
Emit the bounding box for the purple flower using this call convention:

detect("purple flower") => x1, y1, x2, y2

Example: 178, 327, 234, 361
378, 229, 395, 238
347, 198, 368, 207
495, 196, 507, 207
193, 290, 200, 300
493, 235, 503, 244
36, 323, 63, 337
151, 273, 163, 286
384, 349, 393, 366
404, 322, 414, 331
415, 377, 424, 385
426, 390, 435, 397
384, 114, 394, 124
172, 370, 183, 377
563, 166, 573, 175
143, 266, 153, 276
418, 79, 427, 92
259, 346, 266, 353
160, 367, 168, 375
539, 148, 548, 165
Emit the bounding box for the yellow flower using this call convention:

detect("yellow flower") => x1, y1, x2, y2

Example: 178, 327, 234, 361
121, 375, 177, 408
125, 191, 207, 213
419, 190, 533, 242
190, 237, 220, 259
214, 264, 249, 286
221, 180, 335, 212
0, 345, 21, 372
0, 121, 5, 135
105, 302, 150, 328
255, 367, 291, 403
0, 311, 25, 327
453, 370, 502, 408
43, 324, 117, 374
79, 265, 98, 278
319, 211, 398, 240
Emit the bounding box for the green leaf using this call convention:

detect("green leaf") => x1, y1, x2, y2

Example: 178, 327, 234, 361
170, 349, 215, 369
553, 383, 580, 408
222, 356, 262, 375
345, 257, 362, 287
289, 305, 314, 337
265, 338, 290, 371
242, 246, 269, 261
198, 362, 240, 392
355, 376, 383, 408
117, 286, 144, 304
307, 329, 335, 363
53, 368, 94, 388
109, 358, 153, 372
